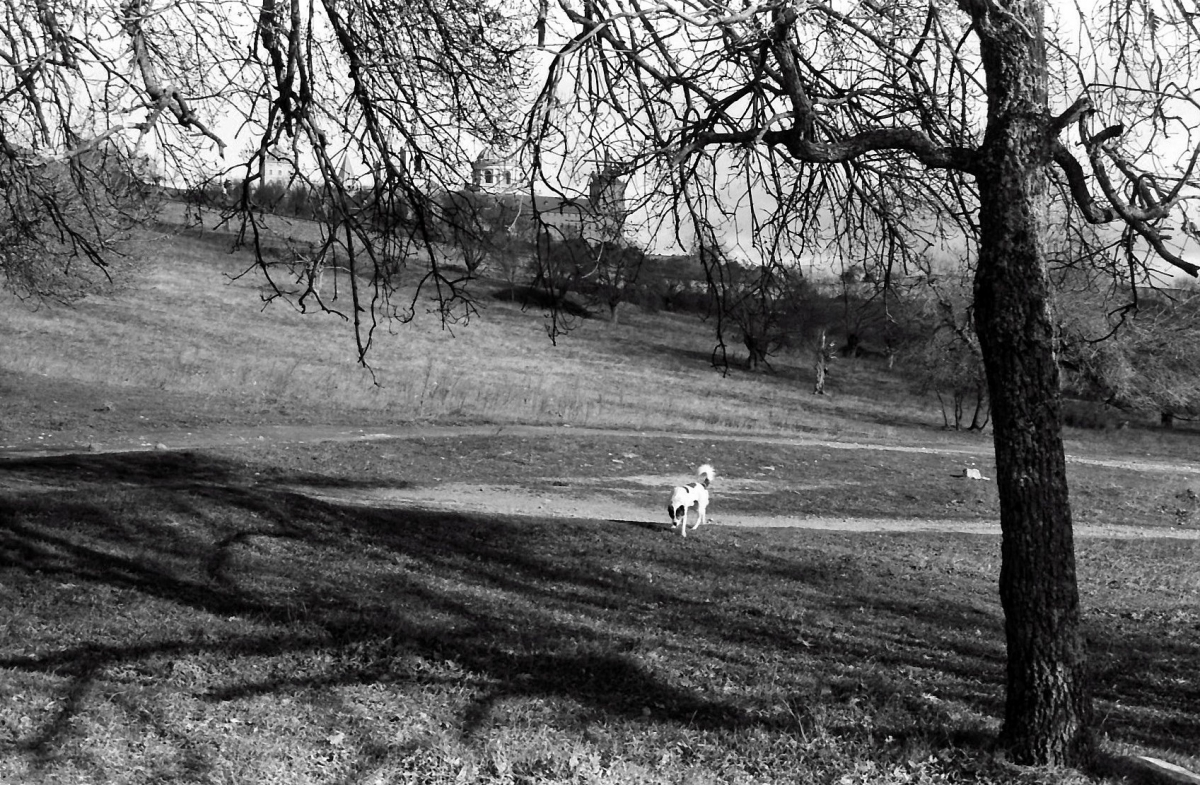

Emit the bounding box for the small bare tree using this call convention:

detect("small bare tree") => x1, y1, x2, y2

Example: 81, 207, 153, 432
439, 191, 523, 276
921, 328, 991, 431
909, 280, 991, 429
702, 241, 807, 371
591, 241, 646, 324
811, 329, 836, 395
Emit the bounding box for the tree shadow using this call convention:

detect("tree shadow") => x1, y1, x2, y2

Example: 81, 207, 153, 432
1, 448, 1196, 769
0, 451, 748, 750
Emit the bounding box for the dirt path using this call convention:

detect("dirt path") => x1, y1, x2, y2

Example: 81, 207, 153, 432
288, 479, 1200, 539
5, 423, 1200, 539
4, 421, 1197, 475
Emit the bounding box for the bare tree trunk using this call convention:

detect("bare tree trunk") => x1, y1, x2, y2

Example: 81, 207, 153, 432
813, 329, 830, 394
936, 391, 951, 429
744, 335, 764, 370
969, 384, 991, 431
972, 7, 1092, 759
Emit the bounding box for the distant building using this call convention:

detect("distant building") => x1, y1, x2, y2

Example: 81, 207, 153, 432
261, 148, 294, 186
249, 139, 628, 246
471, 146, 521, 192
465, 147, 627, 243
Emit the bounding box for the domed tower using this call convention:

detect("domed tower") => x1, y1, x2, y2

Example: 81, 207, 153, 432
470, 146, 521, 193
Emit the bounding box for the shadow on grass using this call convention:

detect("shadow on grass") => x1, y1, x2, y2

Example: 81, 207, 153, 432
1, 449, 1197, 770
491, 285, 593, 320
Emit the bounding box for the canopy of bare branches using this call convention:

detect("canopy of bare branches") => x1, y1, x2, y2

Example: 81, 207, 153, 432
2, 0, 533, 358
533, 0, 1200, 281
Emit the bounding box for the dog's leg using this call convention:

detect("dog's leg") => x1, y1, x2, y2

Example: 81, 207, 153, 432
680, 507, 688, 537
693, 500, 705, 531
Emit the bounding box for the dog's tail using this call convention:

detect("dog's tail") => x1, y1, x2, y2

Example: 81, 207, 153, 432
697, 463, 715, 488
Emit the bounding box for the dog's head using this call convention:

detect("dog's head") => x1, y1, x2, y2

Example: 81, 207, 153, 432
668, 504, 684, 524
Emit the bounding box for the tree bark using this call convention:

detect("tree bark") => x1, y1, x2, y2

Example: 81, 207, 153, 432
970, 0, 1093, 764
813, 329, 830, 394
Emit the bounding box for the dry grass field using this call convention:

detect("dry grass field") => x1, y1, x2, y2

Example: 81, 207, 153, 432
1, 216, 1198, 784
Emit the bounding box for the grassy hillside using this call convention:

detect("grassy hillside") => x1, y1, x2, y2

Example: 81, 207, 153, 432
0, 223, 942, 440
3, 220, 1197, 460
1, 222, 1198, 784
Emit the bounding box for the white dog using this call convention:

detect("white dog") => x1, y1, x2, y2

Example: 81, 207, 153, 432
668, 464, 715, 537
